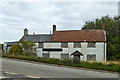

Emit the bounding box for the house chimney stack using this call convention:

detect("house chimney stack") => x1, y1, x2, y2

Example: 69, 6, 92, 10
24, 28, 28, 36
53, 25, 56, 34
50, 31, 51, 34
33, 32, 35, 35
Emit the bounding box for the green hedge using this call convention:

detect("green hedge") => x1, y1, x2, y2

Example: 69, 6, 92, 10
2, 53, 120, 72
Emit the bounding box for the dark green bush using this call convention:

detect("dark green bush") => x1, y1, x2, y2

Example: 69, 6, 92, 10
62, 59, 72, 64
23, 52, 37, 57
73, 59, 81, 64
108, 62, 116, 67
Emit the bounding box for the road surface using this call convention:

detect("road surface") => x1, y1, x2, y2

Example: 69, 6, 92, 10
2, 58, 119, 78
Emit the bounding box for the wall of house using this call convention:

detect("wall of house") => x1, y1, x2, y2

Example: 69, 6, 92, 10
86, 42, 105, 61
3, 42, 12, 53
3, 42, 7, 53
36, 42, 106, 62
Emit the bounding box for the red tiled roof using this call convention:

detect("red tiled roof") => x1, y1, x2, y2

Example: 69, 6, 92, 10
50, 29, 106, 42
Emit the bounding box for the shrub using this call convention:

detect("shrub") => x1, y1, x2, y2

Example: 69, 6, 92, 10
23, 52, 37, 57
108, 62, 116, 67
9, 43, 23, 55
62, 59, 72, 64
20, 40, 37, 54
73, 59, 82, 64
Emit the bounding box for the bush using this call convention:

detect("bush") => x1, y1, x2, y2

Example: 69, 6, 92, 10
23, 52, 37, 57
20, 40, 37, 54
108, 62, 116, 67
62, 59, 72, 64
73, 58, 82, 64
9, 43, 23, 55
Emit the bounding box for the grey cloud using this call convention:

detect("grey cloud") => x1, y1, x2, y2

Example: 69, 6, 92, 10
0, 2, 118, 43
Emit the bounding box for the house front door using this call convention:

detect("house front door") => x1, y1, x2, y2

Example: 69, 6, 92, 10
71, 50, 83, 62
73, 55, 80, 60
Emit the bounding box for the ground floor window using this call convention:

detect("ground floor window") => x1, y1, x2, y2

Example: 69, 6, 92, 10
61, 54, 69, 59
87, 54, 96, 61
42, 53, 49, 58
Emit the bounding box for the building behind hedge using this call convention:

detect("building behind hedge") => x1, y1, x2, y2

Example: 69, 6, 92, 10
20, 25, 106, 62
3, 42, 18, 53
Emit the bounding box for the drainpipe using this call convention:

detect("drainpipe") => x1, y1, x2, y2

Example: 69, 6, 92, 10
82, 40, 87, 61
104, 42, 106, 62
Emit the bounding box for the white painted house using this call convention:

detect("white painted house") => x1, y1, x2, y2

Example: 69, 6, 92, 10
20, 25, 107, 62
36, 42, 106, 62
3, 42, 18, 53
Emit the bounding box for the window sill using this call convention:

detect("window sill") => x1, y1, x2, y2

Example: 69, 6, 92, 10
61, 47, 68, 48
87, 47, 96, 49
38, 47, 43, 48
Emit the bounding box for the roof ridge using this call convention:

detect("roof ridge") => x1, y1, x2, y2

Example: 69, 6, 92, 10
28, 34, 52, 36
56, 29, 104, 32
57, 30, 81, 32
5, 41, 18, 43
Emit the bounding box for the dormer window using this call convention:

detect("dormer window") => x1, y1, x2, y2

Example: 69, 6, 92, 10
38, 42, 43, 48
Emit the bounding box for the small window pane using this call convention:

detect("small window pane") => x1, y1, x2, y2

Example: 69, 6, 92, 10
74, 42, 81, 48
87, 54, 96, 61
38, 43, 43, 48
42, 53, 49, 58
61, 42, 68, 48
87, 42, 96, 47
61, 54, 69, 59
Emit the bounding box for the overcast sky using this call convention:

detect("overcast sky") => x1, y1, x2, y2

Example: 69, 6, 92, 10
0, 1, 119, 43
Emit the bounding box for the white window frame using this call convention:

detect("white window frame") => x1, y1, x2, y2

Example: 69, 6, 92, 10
87, 42, 96, 48
42, 53, 49, 58
61, 42, 68, 48
61, 54, 69, 59
38, 42, 43, 48
87, 54, 96, 61
74, 42, 81, 48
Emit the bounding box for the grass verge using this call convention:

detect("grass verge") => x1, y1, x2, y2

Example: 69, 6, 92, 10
2, 53, 120, 72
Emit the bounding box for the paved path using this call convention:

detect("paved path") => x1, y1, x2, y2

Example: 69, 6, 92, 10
2, 58, 119, 78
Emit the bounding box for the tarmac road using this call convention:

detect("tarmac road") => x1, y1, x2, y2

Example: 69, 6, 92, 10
2, 58, 119, 78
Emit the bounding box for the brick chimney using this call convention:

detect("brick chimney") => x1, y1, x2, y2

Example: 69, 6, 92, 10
24, 28, 28, 36
33, 32, 35, 35
53, 25, 56, 34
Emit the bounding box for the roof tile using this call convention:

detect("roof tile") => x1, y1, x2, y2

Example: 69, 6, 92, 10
20, 34, 52, 42
50, 30, 106, 42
